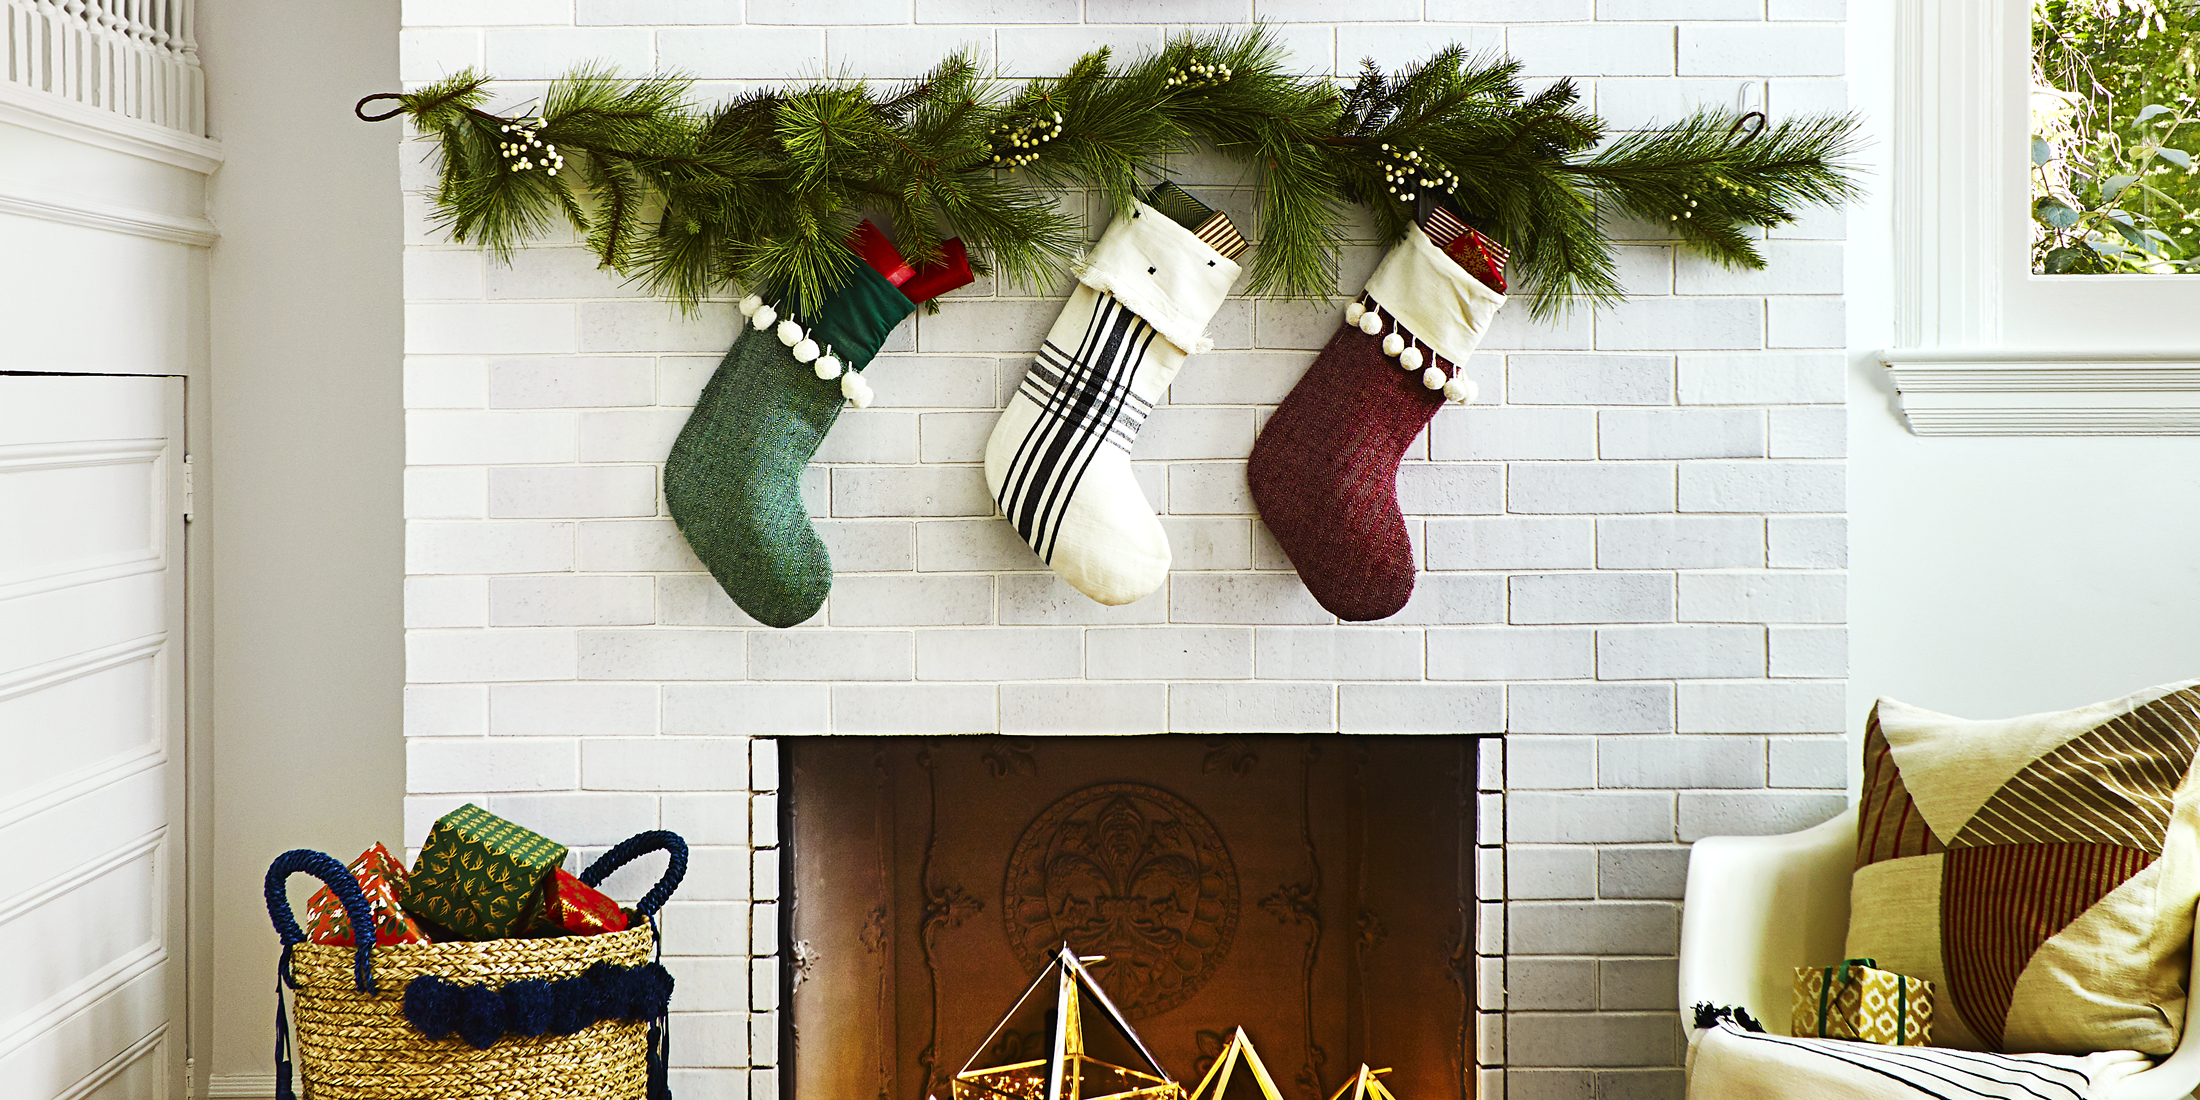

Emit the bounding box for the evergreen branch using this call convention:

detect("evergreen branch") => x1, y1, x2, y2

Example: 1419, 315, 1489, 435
372, 41, 1861, 318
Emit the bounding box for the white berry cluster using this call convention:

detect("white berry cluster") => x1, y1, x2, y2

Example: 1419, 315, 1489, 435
1164, 58, 1232, 90
1377, 143, 1457, 203
1668, 191, 1698, 222
498, 121, 563, 176
991, 112, 1064, 168
1709, 174, 1758, 197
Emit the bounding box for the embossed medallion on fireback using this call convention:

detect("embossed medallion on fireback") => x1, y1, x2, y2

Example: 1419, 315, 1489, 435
1003, 783, 1240, 1019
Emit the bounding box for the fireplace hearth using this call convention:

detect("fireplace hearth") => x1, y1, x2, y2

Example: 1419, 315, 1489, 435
782, 736, 1503, 1100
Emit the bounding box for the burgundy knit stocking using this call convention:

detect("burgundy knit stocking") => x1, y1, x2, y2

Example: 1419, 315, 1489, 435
1247, 225, 1506, 621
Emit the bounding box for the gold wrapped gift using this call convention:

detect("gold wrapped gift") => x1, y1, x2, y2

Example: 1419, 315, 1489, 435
1792, 958, 1934, 1046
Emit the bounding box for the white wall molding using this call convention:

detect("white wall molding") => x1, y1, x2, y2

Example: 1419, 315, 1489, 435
1882, 349, 2200, 435
205, 1074, 275, 1100
0, 184, 217, 245
0, 741, 164, 834
53, 1024, 164, 1100
1891, 0, 2004, 351
0, 942, 164, 1064
0, 84, 218, 173
0, 828, 165, 929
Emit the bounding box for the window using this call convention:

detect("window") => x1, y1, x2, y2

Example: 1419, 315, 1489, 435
1882, 0, 2200, 435
2030, 0, 2200, 276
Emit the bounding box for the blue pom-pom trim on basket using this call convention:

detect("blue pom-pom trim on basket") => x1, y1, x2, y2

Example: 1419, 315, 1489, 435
403, 961, 677, 1049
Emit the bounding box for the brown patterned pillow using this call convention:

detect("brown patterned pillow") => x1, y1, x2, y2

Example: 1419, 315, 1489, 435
1845, 680, 2200, 1054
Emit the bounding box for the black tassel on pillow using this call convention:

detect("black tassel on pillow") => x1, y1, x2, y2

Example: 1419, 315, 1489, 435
1692, 1002, 1767, 1032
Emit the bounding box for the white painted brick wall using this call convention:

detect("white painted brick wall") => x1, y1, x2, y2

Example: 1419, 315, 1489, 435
399, 5, 1848, 1099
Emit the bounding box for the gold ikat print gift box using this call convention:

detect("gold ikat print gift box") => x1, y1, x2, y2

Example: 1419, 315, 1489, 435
1792, 959, 1935, 1047
400, 803, 569, 942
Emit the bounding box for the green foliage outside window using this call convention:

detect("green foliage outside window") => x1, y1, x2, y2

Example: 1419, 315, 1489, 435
2032, 0, 2200, 274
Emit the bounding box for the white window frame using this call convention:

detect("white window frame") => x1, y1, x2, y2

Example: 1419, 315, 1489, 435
1881, 0, 2200, 435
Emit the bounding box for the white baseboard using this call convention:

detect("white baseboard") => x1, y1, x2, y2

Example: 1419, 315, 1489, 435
206, 1074, 275, 1100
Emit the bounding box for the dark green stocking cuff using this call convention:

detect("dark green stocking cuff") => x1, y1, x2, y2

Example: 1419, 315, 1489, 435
808, 264, 914, 372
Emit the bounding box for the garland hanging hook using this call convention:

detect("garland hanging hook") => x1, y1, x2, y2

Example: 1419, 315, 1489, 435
355, 93, 407, 122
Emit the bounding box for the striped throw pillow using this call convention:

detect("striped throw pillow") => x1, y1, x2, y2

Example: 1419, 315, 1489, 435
1846, 680, 2200, 1055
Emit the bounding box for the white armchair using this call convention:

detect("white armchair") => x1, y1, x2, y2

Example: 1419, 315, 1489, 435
1677, 805, 2200, 1100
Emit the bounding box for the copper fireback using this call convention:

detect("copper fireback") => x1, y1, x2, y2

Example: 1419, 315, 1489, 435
784, 736, 1476, 1100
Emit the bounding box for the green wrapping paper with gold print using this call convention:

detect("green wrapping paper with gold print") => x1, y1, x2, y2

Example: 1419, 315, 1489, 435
401, 803, 568, 941
1791, 958, 1934, 1046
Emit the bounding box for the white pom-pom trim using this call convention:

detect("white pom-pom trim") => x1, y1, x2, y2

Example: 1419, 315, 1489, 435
814, 353, 843, 380
793, 338, 820, 363
1400, 347, 1424, 370
1421, 366, 1446, 391
841, 372, 873, 409
1358, 310, 1384, 336
739, 294, 763, 317
777, 319, 805, 347
1443, 376, 1478, 404
751, 304, 778, 330
1382, 333, 1405, 358
1344, 301, 1366, 324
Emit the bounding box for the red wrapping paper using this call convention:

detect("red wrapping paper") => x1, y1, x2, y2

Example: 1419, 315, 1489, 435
1442, 228, 1508, 295
532, 868, 630, 937
1420, 206, 1508, 295
899, 237, 975, 305
848, 220, 916, 287
307, 843, 430, 947
840, 220, 973, 306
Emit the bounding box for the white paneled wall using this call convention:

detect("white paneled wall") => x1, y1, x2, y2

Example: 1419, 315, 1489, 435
399, 5, 1850, 1099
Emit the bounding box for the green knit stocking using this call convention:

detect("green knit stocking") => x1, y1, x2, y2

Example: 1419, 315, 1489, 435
665, 265, 915, 628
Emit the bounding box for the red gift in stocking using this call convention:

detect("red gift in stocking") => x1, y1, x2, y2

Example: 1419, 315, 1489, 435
1246, 222, 1506, 621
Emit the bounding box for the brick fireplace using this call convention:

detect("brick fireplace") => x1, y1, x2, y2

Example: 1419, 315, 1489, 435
777, 735, 1505, 1100
399, 8, 1852, 1100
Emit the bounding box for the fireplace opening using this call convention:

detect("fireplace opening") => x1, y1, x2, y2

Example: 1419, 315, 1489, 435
780, 736, 1500, 1100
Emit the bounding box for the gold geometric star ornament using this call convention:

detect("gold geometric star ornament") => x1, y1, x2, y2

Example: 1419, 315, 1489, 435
954, 945, 1186, 1100
1323, 1065, 1401, 1100
1185, 1028, 1289, 1100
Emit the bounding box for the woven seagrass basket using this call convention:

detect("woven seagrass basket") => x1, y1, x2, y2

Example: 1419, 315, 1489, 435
265, 831, 687, 1100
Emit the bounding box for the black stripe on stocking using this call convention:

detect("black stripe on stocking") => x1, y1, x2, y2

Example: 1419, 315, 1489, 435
996, 293, 1159, 563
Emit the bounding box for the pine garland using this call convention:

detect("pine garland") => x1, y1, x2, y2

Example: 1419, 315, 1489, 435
370, 27, 1858, 317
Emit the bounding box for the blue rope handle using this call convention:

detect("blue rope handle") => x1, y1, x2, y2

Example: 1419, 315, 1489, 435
264, 849, 377, 993
579, 830, 688, 919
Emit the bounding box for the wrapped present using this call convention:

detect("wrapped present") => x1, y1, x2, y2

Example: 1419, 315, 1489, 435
530, 868, 631, 937
401, 804, 569, 942
1443, 229, 1508, 295
848, 219, 917, 288
898, 237, 978, 304
1792, 958, 1934, 1046
305, 843, 428, 947
1146, 179, 1215, 230
1144, 180, 1249, 261
1420, 205, 1509, 294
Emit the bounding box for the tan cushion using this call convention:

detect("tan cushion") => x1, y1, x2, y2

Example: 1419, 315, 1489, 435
1844, 680, 2200, 1054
